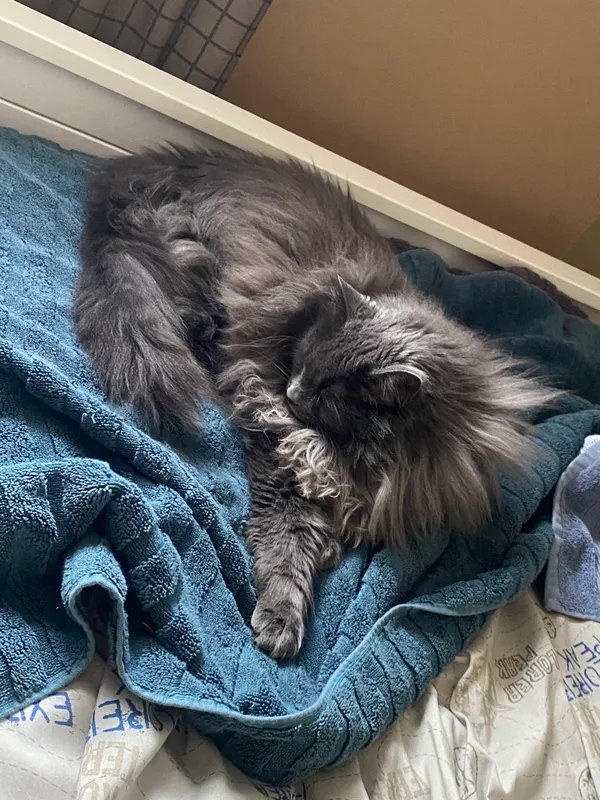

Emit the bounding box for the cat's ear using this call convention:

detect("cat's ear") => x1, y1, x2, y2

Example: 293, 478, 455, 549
370, 366, 426, 403
337, 276, 375, 316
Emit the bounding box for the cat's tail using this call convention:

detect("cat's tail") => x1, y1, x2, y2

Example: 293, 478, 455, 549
74, 233, 215, 430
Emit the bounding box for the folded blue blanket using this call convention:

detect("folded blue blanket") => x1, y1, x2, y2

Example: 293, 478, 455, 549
545, 436, 600, 620
1, 127, 600, 784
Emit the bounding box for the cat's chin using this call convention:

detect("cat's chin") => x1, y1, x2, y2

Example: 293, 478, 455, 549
284, 400, 312, 429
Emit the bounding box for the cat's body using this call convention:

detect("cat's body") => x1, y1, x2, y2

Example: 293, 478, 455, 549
75, 147, 557, 658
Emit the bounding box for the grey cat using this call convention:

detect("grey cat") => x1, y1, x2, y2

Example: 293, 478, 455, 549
74, 147, 558, 659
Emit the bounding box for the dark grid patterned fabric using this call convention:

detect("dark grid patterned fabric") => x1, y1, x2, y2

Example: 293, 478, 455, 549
21, 0, 272, 94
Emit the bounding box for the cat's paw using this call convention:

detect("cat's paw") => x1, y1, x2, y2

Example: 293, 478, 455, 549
251, 594, 305, 659
317, 538, 343, 571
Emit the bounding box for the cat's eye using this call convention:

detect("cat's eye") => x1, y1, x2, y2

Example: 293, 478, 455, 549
318, 377, 343, 395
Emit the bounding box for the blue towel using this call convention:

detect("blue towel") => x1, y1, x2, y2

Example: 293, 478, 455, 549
545, 436, 600, 620
1, 126, 600, 784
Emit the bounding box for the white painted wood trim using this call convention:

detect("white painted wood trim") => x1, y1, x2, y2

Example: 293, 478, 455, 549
0, 97, 127, 157
1, 0, 599, 311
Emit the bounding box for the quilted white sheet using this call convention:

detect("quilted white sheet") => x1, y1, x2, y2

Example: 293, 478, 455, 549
2, 589, 599, 800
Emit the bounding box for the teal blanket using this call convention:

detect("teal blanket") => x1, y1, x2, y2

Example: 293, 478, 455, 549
1, 127, 599, 784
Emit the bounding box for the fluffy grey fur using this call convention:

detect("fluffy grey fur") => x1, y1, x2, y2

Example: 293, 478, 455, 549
74, 147, 559, 659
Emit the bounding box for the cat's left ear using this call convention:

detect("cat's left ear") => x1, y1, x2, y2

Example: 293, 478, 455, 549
337, 276, 375, 316
370, 365, 426, 401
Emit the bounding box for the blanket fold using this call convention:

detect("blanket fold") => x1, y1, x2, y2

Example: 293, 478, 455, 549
545, 435, 600, 620
0, 127, 599, 783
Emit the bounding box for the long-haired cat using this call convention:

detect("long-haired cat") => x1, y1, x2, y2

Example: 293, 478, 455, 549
74, 147, 558, 659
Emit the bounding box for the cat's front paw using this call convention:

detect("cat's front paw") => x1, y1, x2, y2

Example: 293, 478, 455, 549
251, 591, 305, 659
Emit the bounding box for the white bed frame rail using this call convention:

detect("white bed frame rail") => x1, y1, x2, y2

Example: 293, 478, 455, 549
1, 0, 599, 313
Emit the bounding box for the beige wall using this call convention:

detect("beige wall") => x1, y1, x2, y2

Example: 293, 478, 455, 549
223, 0, 600, 276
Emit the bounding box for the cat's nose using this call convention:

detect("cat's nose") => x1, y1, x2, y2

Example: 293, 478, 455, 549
286, 378, 302, 405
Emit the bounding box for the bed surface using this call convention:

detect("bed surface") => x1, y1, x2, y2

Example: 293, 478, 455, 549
2, 98, 600, 798
5, 122, 600, 785
2, 590, 599, 800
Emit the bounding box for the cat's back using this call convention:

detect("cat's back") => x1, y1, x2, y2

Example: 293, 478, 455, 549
87, 146, 398, 297
99, 147, 384, 256
184, 148, 388, 269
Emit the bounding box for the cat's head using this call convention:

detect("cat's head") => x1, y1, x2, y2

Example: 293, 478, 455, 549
284, 276, 560, 543
286, 276, 471, 442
